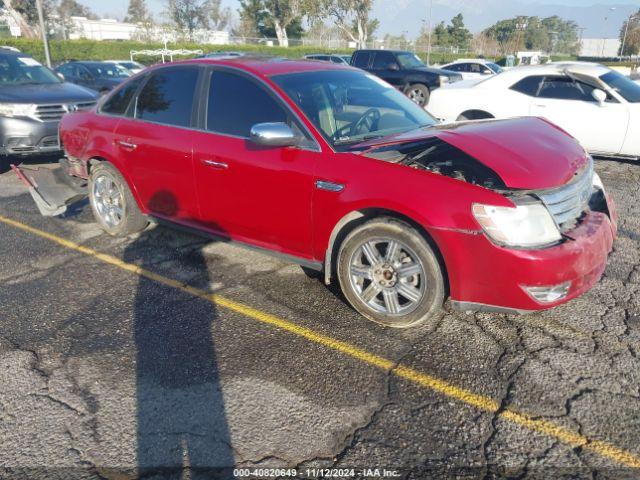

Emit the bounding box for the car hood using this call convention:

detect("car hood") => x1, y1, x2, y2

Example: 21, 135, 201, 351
0, 82, 99, 103
358, 117, 589, 190
412, 66, 460, 77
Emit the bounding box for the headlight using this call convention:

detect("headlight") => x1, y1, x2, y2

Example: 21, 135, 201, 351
0, 103, 36, 117
472, 202, 561, 248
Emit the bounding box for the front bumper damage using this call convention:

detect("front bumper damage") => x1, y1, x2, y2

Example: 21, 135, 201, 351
12, 159, 87, 216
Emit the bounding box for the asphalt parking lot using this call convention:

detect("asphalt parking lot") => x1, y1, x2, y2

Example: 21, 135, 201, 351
0, 157, 639, 479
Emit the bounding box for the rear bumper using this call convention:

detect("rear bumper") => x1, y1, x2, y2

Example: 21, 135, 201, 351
440, 198, 617, 313
0, 116, 60, 156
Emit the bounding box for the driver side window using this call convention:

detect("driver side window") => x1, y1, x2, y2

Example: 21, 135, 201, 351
538, 76, 595, 102
206, 71, 288, 138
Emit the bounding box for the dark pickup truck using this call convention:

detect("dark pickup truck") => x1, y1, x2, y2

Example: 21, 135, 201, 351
350, 50, 462, 107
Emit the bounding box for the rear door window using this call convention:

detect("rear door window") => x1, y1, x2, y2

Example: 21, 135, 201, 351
135, 66, 199, 127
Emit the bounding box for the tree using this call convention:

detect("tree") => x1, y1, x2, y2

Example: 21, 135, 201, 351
448, 14, 472, 49
619, 9, 640, 56
125, 0, 152, 23
165, 0, 209, 40
236, 0, 304, 46
262, 0, 303, 46
484, 15, 580, 55
315, 0, 376, 49
56, 0, 98, 39
207, 0, 232, 31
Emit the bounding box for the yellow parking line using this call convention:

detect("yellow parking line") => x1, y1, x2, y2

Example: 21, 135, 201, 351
1, 213, 638, 469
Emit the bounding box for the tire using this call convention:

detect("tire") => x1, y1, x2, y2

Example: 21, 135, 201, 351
88, 161, 148, 236
405, 84, 430, 107
337, 217, 444, 328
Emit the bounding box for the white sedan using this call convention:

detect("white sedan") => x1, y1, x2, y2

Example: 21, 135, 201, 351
440, 59, 504, 79
428, 62, 640, 158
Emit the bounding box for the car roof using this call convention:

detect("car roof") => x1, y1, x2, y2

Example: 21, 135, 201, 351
168, 56, 355, 77
473, 62, 612, 88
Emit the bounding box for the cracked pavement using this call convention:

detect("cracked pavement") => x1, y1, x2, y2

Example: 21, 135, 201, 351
0, 158, 639, 479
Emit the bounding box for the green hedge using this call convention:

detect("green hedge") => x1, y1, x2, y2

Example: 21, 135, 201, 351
0, 38, 488, 66
0, 38, 357, 65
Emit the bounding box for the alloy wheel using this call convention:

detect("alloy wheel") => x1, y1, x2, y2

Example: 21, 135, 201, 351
348, 237, 427, 317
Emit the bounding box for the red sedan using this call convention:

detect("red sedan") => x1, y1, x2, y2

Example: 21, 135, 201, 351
47, 57, 616, 327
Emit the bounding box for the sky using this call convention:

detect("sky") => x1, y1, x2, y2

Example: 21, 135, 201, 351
77, 0, 640, 37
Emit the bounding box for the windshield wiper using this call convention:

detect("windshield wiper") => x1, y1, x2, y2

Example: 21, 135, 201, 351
333, 134, 385, 146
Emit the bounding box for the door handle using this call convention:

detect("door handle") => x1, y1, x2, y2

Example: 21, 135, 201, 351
534, 103, 547, 108
116, 140, 137, 151
202, 159, 229, 170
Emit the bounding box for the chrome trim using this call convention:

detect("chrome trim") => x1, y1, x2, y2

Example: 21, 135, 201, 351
536, 158, 594, 229
33, 101, 96, 122
450, 300, 532, 315
250, 122, 300, 147
202, 159, 228, 169
315, 180, 345, 192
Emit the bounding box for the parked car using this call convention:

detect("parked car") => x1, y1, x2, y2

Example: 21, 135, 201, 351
304, 54, 351, 65
428, 62, 640, 158
350, 49, 463, 107
16, 58, 616, 328
0, 49, 97, 160
55, 61, 131, 94
440, 59, 504, 79
105, 60, 145, 74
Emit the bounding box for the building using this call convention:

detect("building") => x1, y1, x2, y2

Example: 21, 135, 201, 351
580, 38, 621, 58
68, 17, 137, 41
67, 16, 230, 45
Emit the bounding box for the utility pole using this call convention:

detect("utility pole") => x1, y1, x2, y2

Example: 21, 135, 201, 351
35, 0, 51, 68
426, 0, 433, 65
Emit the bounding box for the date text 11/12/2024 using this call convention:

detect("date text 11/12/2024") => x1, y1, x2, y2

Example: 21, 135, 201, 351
233, 468, 402, 478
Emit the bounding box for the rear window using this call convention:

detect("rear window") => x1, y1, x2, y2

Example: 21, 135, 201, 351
352, 52, 372, 69
101, 76, 144, 116
510, 75, 544, 96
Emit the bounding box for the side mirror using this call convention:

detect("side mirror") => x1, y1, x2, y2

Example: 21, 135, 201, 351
250, 122, 300, 148
388, 63, 400, 71
56, 72, 64, 81
592, 88, 607, 106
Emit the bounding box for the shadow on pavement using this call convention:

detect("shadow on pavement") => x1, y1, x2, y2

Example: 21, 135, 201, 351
123, 191, 235, 479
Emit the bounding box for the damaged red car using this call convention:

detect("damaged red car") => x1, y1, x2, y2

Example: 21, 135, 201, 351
15, 58, 617, 328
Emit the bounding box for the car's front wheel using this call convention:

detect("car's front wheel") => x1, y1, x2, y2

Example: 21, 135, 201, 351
337, 218, 444, 328
89, 161, 148, 236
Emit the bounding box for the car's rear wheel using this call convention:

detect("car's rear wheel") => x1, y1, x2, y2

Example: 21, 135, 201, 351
337, 218, 444, 328
405, 84, 430, 107
89, 162, 148, 236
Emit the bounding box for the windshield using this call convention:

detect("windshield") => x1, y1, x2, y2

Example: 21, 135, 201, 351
600, 70, 640, 103
272, 70, 438, 149
396, 52, 425, 69
119, 62, 141, 70
87, 63, 131, 79
487, 63, 503, 74
0, 54, 60, 86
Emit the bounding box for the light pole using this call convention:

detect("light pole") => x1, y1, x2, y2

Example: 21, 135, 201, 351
426, 0, 433, 65
602, 7, 616, 57
35, 0, 51, 68
621, 13, 639, 59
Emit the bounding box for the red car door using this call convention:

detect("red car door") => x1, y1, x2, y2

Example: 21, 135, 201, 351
191, 69, 319, 261
113, 65, 201, 224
